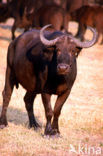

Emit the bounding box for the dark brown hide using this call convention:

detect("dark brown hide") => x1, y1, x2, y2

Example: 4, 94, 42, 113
34, 4, 71, 33
0, 25, 97, 136
71, 5, 103, 43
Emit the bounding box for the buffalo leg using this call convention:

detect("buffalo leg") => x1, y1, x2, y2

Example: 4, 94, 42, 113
41, 93, 53, 135
76, 24, 86, 41
52, 90, 70, 135
0, 67, 14, 128
12, 20, 17, 40
24, 92, 40, 129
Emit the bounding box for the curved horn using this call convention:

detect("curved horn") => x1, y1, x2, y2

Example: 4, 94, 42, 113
69, 26, 98, 48
40, 24, 60, 46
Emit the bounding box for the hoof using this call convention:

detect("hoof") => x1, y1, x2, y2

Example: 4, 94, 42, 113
42, 134, 51, 139
45, 128, 60, 138
29, 122, 41, 131
42, 133, 61, 139
34, 125, 41, 131
44, 123, 52, 135
0, 117, 8, 129
35, 122, 41, 128
0, 124, 7, 129
50, 133, 61, 139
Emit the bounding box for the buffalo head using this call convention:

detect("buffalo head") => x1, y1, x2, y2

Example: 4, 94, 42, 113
40, 24, 97, 75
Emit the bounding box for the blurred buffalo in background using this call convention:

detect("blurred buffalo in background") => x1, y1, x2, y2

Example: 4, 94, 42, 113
71, 4, 103, 44
0, 0, 103, 40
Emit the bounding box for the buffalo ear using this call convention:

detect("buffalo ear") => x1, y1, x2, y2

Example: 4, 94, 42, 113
75, 47, 82, 57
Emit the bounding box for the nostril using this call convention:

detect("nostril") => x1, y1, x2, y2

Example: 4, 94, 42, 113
69, 64, 72, 68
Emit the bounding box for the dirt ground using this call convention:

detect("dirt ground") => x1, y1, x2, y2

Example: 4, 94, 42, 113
0, 19, 103, 156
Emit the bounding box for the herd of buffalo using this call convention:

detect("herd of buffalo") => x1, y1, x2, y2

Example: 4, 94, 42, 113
0, 0, 102, 137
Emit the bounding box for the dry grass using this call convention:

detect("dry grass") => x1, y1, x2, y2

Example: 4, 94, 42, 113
0, 20, 103, 156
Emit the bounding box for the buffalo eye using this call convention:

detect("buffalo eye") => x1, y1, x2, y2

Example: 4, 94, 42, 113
70, 64, 72, 68
68, 49, 75, 56
71, 49, 75, 54
70, 48, 78, 57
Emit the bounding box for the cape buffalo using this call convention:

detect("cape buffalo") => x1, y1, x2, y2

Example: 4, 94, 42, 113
0, 25, 97, 136
71, 5, 103, 44
34, 4, 70, 33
